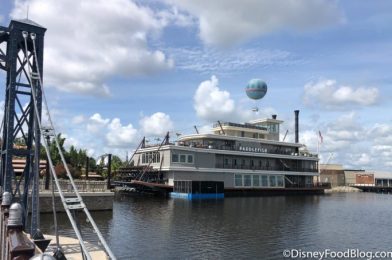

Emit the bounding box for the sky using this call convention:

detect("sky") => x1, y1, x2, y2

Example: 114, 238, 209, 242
0, 0, 392, 171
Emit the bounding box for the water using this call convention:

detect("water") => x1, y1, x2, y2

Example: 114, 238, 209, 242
40, 192, 392, 259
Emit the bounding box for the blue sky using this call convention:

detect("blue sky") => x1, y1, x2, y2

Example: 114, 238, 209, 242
1, 0, 392, 171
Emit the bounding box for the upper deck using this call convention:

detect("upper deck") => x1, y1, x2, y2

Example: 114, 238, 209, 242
212, 115, 284, 141
139, 114, 317, 159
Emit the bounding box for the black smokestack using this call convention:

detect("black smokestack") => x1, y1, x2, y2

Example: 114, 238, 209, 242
272, 114, 277, 119
294, 110, 299, 143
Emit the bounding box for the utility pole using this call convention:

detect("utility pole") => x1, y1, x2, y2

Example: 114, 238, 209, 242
107, 154, 112, 190
86, 157, 89, 180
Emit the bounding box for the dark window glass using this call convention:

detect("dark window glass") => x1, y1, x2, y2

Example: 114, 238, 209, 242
235, 174, 242, 186
244, 175, 251, 186
187, 155, 193, 163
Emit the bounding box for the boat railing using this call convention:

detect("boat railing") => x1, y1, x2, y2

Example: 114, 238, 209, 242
215, 163, 318, 173
212, 122, 267, 131
285, 182, 331, 189
175, 142, 318, 158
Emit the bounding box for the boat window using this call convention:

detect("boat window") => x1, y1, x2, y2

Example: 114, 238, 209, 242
234, 174, 242, 187
172, 154, 179, 163
253, 175, 260, 187
224, 158, 229, 165
187, 155, 193, 163
269, 176, 277, 187
142, 153, 146, 164
180, 154, 186, 163
244, 175, 251, 187
261, 175, 268, 187
277, 176, 284, 187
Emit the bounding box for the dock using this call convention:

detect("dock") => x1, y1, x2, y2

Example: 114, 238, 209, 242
45, 235, 108, 260
352, 185, 392, 193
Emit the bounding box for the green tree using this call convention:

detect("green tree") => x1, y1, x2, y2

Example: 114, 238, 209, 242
40, 133, 66, 165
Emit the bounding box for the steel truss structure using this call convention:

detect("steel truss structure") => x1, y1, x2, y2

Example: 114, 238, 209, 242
0, 19, 46, 235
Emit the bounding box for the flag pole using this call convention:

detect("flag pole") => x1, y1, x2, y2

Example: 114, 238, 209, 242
317, 131, 321, 184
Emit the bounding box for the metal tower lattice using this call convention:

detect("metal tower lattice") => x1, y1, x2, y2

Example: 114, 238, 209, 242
0, 19, 46, 235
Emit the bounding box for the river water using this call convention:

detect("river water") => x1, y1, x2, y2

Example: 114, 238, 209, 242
40, 192, 392, 259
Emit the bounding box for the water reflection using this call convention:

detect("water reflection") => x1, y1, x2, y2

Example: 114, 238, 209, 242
40, 192, 392, 259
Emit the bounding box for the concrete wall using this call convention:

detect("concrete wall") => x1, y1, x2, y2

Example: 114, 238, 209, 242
344, 170, 366, 185
320, 169, 345, 187
37, 192, 114, 213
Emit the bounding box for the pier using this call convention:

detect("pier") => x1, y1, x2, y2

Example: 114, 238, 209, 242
351, 185, 392, 193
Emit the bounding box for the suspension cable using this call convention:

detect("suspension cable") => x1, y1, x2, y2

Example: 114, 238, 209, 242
47, 134, 60, 250
22, 32, 93, 260
29, 32, 116, 260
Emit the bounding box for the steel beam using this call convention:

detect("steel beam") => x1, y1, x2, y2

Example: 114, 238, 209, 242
0, 19, 46, 236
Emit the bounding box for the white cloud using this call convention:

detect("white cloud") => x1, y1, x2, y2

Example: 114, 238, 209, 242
297, 111, 392, 170
86, 113, 110, 134
194, 75, 236, 122
59, 113, 141, 157
164, 47, 297, 74
367, 124, 392, 168
106, 118, 138, 148
157, 6, 195, 27
63, 136, 79, 149
193, 75, 279, 123
167, 0, 344, 47
72, 115, 86, 125
198, 124, 213, 134
369, 124, 392, 144
140, 112, 174, 136
11, 0, 173, 96
303, 79, 379, 109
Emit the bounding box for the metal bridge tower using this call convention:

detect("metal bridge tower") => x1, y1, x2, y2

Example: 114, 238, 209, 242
0, 19, 46, 235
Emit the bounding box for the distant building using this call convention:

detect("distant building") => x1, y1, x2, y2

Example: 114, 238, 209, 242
319, 164, 345, 187
319, 164, 392, 187
344, 169, 374, 186
13, 159, 46, 175
373, 171, 392, 187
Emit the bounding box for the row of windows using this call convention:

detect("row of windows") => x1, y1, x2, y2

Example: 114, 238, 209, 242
141, 152, 161, 164
224, 158, 271, 167
234, 174, 284, 188
172, 153, 194, 164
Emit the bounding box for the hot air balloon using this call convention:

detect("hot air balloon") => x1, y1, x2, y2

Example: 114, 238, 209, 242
245, 79, 267, 112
